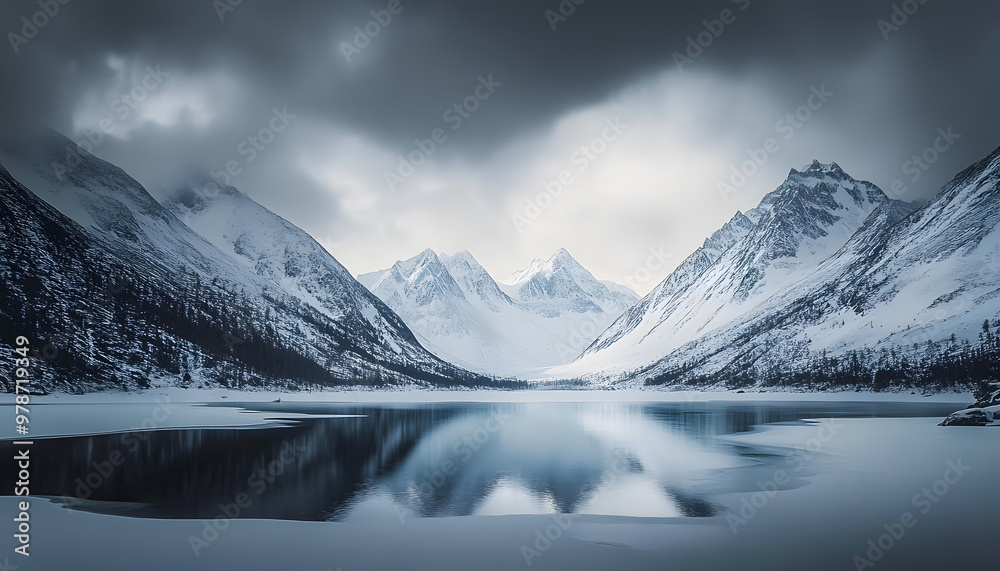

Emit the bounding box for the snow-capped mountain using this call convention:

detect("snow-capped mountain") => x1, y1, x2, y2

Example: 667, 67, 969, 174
359, 249, 638, 376
0, 132, 500, 392
552, 153, 1000, 387
502, 248, 639, 316
557, 161, 894, 377
5, 129, 995, 392
156, 182, 432, 362
541, 162, 886, 379
584, 210, 755, 355
821, 145, 1000, 352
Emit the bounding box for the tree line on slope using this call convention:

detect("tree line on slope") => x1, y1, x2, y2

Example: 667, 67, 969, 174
646, 319, 1000, 391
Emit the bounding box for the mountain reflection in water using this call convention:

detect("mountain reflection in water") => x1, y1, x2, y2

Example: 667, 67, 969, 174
6, 400, 960, 521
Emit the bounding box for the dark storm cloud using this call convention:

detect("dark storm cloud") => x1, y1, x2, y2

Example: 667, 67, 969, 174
2, 1, 995, 156
1, 0, 998, 285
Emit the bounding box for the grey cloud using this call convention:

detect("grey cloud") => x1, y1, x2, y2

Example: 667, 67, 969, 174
1, 0, 997, 288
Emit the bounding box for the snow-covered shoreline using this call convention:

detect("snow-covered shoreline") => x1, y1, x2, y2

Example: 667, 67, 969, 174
3, 415, 997, 570
0, 386, 975, 405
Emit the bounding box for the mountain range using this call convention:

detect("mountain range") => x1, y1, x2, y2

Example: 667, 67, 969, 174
1, 131, 998, 392
549, 155, 1000, 387
357, 248, 637, 376
0, 132, 516, 392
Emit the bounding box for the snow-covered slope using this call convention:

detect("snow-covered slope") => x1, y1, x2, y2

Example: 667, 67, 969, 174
694, 149, 1000, 386
584, 210, 756, 356
359, 249, 638, 376
553, 161, 894, 379
0, 136, 256, 288
551, 151, 1000, 387
0, 132, 496, 391
157, 183, 436, 364
502, 248, 639, 316
819, 146, 1000, 352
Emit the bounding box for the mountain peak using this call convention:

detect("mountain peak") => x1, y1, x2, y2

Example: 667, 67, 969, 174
788, 160, 848, 180
505, 258, 546, 285
392, 249, 441, 277
744, 159, 888, 223
440, 250, 489, 278
549, 247, 578, 267
161, 179, 244, 215
441, 250, 489, 270
506, 249, 581, 285
703, 210, 755, 252
358, 246, 637, 374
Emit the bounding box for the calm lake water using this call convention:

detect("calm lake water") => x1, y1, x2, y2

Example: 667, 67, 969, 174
4, 400, 962, 522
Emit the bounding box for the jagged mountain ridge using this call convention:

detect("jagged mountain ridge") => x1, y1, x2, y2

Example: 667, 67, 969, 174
552, 152, 1000, 387
359, 249, 638, 376
502, 248, 639, 316
4, 129, 996, 391
585, 210, 756, 355
556, 160, 896, 379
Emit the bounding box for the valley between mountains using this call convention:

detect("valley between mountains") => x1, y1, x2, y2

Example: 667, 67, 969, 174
2, 132, 998, 392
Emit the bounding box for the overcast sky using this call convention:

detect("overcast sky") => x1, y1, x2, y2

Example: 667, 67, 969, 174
2, 0, 998, 293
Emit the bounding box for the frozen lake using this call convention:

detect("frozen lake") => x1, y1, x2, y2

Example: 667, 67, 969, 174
1, 394, 996, 570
